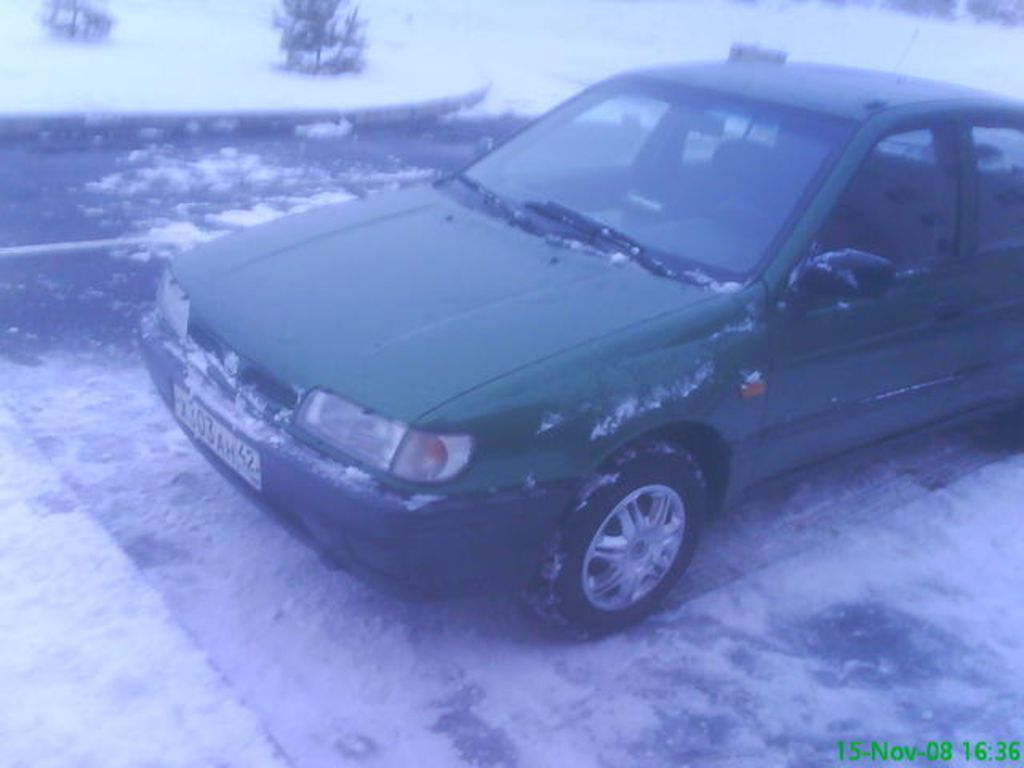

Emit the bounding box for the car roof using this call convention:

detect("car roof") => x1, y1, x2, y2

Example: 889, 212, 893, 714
633, 61, 1020, 121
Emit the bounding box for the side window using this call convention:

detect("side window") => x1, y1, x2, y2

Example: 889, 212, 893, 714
971, 126, 1024, 254
815, 127, 958, 274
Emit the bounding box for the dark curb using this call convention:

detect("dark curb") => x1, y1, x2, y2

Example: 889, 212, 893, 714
0, 85, 490, 142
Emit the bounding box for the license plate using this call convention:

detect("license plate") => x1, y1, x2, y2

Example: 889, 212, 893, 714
174, 385, 262, 491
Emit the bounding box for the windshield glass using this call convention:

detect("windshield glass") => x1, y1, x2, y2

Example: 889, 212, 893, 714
464, 79, 852, 278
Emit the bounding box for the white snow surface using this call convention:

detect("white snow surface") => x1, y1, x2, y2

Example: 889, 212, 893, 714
1, 0, 1023, 118
83, 145, 365, 259
294, 119, 354, 140
0, 405, 286, 768
0, 0, 486, 117
590, 360, 715, 439
3, 351, 1023, 766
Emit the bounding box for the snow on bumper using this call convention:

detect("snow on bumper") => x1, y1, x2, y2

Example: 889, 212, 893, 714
139, 312, 573, 596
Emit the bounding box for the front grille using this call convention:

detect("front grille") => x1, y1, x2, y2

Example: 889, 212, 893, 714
239, 367, 299, 410
188, 318, 223, 360
187, 317, 299, 415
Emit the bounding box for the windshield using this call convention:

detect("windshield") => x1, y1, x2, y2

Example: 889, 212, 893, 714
464, 79, 852, 279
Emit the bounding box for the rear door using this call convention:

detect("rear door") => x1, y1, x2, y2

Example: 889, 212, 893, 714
757, 123, 967, 478
950, 119, 1024, 409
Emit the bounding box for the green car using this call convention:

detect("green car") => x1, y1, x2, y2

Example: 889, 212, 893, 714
142, 61, 1024, 632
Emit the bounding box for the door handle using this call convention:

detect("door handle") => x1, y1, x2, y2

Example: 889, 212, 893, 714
934, 301, 964, 322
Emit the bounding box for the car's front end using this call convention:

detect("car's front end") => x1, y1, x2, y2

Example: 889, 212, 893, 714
142, 277, 579, 596
138, 179, 721, 597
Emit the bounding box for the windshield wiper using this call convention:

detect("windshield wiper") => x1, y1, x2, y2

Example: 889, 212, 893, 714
523, 200, 674, 278
448, 173, 539, 233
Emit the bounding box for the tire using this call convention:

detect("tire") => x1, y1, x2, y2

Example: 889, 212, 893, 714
523, 442, 707, 635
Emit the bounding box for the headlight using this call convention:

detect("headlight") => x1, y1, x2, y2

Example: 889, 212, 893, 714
299, 391, 406, 472
157, 270, 190, 341
297, 390, 473, 483
392, 430, 474, 483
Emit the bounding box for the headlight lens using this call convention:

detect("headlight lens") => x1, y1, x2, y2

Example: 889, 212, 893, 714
392, 430, 474, 483
299, 391, 407, 472
157, 270, 190, 341
297, 390, 473, 483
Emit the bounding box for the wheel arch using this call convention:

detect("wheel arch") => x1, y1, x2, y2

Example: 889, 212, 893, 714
586, 420, 732, 517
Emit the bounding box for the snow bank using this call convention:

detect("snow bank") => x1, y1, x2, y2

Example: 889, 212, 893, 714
295, 119, 354, 139
0, 0, 486, 117
0, 406, 286, 768
82, 144, 364, 259
1, 0, 1021, 119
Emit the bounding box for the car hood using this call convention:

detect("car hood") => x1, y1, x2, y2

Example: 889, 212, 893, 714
174, 185, 712, 422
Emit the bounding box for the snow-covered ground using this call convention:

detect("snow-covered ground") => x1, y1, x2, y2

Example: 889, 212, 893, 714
79, 143, 437, 258
399, 0, 1024, 113
0, 0, 487, 117
2, 350, 1023, 767
1, 0, 1022, 118
0, 404, 287, 768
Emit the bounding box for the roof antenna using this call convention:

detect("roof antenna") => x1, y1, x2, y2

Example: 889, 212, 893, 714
893, 27, 920, 76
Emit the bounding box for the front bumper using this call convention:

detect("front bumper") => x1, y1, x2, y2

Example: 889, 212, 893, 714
139, 313, 575, 597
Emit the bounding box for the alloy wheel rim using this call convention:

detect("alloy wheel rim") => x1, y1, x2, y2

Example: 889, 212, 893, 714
581, 484, 686, 611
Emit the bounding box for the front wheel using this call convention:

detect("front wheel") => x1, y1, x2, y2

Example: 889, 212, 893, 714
524, 443, 707, 634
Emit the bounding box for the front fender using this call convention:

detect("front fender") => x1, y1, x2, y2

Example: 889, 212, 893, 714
415, 282, 770, 496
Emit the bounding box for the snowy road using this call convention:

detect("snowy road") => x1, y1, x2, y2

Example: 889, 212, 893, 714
2, 125, 1023, 767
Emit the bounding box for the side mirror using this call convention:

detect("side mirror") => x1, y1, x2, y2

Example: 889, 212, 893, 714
792, 248, 895, 301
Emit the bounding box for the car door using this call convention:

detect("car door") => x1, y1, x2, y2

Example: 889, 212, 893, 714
948, 119, 1024, 409
755, 123, 968, 478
